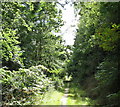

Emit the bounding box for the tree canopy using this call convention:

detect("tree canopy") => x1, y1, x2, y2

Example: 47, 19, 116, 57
67, 2, 120, 106
1, 1, 120, 106
1, 2, 67, 70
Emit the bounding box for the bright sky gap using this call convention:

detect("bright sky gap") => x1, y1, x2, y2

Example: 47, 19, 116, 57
57, 1, 79, 45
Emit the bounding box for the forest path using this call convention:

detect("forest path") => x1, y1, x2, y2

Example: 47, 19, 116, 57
60, 88, 69, 105
33, 83, 95, 105
60, 83, 95, 105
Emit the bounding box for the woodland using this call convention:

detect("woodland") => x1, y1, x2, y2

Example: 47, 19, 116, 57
0, 1, 120, 106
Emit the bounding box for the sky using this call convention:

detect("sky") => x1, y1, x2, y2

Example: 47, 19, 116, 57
57, 1, 79, 45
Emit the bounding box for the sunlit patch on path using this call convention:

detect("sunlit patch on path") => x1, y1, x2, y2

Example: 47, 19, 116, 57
61, 88, 69, 105
33, 84, 95, 105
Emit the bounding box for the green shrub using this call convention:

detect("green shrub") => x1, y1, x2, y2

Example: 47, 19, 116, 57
95, 57, 120, 106
1, 65, 54, 105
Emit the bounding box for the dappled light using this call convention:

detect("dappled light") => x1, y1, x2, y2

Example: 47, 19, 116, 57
1, 1, 120, 106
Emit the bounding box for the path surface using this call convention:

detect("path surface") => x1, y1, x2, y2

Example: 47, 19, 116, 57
33, 84, 95, 105
61, 88, 69, 105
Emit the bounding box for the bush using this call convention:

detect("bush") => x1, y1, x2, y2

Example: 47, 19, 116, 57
1, 65, 54, 105
94, 57, 120, 106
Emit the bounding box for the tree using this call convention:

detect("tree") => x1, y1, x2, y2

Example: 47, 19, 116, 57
1, 2, 66, 70
67, 2, 120, 105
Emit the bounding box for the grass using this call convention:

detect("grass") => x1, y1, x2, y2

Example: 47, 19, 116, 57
33, 87, 64, 105
41, 89, 63, 105
66, 82, 96, 105
67, 93, 94, 105
33, 83, 95, 105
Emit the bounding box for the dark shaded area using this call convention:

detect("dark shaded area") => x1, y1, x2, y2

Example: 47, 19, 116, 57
66, 2, 120, 106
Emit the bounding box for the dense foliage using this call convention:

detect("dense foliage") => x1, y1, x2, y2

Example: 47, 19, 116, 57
1, 1, 120, 106
1, 1, 66, 105
67, 2, 120, 106
1, 65, 64, 105
1, 2, 67, 70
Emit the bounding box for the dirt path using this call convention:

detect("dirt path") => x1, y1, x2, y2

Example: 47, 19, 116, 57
61, 88, 69, 105
33, 83, 95, 105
